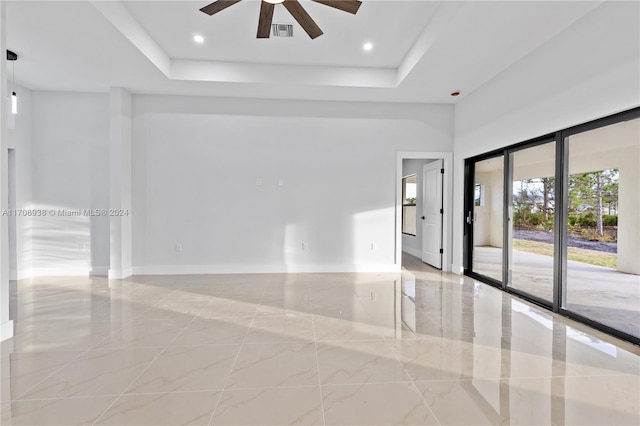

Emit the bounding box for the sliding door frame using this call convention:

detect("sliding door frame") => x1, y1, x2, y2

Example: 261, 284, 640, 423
464, 107, 640, 344
504, 136, 557, 310
556, 107, 640, 342
463, 149, 504, 289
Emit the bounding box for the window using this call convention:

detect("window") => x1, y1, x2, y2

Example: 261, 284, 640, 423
474, 183, 484, 206
402, 175, 417, 236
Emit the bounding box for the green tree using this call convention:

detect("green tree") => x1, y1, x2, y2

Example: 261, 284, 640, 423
513, 177, 555, 229
568, 169, 618, 237
513, 179, 534, 228
602, 171, 619, 215
539, 177, 555, 221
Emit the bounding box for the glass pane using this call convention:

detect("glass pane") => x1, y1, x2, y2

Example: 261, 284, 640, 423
402, 175, 417, 235
403, 175, 417, 204
508, 142, 556, 303
565, 117, 640, 338
472, 156, 504, 282
402, 205, 417, 235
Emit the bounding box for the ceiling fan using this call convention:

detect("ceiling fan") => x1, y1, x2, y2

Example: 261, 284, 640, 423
199, 0, 362, 39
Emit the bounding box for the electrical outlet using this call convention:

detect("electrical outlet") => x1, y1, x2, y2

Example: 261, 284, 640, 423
175, 243, 182, 252
278, 178, 284, 187
302, 242, 308, 251
256, 178, 262, 186
370, 243, 376, 251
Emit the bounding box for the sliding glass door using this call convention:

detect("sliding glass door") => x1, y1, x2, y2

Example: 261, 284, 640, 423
563, 116, 640, 339
464, 108, 640, 344
507, 141, 556, 305
469, 155, 504, 283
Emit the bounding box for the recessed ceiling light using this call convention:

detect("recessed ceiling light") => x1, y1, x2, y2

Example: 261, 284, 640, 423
363, 42, 373, 51
193, 34, 205, 44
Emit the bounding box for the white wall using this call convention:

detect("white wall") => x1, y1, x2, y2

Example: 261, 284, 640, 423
132, 96, 453, 273
452, 1, 640, 272
109, 88, 133, 279
30, 91, 110, 276
6, 84, 33, 279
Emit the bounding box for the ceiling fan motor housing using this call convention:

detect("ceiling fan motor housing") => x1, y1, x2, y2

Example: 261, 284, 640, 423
200, 0, 363, 39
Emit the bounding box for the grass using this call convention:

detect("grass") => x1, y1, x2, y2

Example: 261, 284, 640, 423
513, 239, 617, 269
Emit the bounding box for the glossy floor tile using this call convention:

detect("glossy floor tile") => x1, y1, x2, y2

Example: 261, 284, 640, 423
95, 391, 220, 425
126, 344, 240, 393
226, 342, 318, 389
210, 386, 323, 425
19, 347, 161, 399
1, 254, 639, 425
323, 383, 439, 425
1, 396, 117, 426
317, 340, 410, 385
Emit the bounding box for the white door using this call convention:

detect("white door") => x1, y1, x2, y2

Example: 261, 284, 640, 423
421, 160, 443, 269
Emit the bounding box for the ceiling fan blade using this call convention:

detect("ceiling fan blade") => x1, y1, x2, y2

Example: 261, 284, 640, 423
311, 0, 361, 15
257, 2, 275, 38
283, 0, 323, 39
200, 0, 242, 16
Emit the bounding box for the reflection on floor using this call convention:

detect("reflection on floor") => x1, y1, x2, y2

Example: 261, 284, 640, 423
474, 245, 640, 339
1, 255, 638, 425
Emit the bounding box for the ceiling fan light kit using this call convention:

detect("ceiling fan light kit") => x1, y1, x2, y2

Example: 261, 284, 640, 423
200, 0, 362, 39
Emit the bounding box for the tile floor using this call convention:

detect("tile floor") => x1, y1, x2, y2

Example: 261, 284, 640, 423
1, 255, 638, 425
474, 246, 640, 338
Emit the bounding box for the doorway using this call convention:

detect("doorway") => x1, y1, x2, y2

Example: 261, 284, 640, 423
421, 159, 444, 269
396, 152, 452, 272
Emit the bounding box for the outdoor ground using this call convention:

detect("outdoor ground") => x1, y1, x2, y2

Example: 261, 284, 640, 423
514, 229, 617, 253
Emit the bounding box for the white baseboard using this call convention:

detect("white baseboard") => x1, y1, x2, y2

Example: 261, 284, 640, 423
30, 267, 90, 277
91, 266, 109, 276
1, 320, 14, 342
108, 267, 133, 279
402, 248, 422, 258
452, 264, 464, 275
132, 263, 401, 275
28, 266, 109, 277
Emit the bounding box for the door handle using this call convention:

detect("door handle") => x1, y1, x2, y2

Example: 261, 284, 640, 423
466, 212, 473, 224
